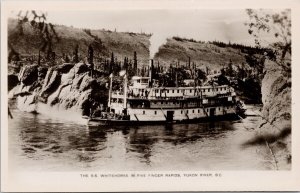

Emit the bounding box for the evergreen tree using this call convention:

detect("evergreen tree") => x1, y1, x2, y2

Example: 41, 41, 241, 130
73, 44, 79, 63
88, 44, 94, 65
104, 59, 109, 72
109, 52, 114, 74
227, 59, 234, 77
87, 44, 94, 77
206, 66, 209, 75
49, 51, 56, 66
123, 57, 128, 71
133, 51, 138, 75
38, 50, 41, 65
65, 54, 70, 63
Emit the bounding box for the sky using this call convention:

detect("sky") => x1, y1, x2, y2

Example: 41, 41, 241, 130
9, 9, 275, 57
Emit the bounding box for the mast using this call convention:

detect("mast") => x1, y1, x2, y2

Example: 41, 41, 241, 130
108, 73, 113, 108
175, 71, 178, 87
123, 73, 127, 109
176, 60, 178, 87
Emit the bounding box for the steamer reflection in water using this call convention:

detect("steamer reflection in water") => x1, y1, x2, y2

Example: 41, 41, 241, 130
9, 107, 277, 171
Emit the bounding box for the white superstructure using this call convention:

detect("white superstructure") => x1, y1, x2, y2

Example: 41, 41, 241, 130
108, 76, 237, 123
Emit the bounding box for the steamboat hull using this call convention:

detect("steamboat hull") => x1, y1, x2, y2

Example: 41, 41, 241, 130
84, 113, 240, 127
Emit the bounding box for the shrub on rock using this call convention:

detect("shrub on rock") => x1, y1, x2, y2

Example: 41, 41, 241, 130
18, 64, 38, 86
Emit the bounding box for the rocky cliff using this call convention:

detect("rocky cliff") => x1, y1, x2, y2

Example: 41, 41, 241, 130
10, 63, 108, 123
245, 59, 291, 170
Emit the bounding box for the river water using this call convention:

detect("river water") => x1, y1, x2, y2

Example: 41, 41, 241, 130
8, 104, 277, 171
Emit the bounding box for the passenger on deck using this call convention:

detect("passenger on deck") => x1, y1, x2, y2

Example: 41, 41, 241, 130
145, 90, 149, 98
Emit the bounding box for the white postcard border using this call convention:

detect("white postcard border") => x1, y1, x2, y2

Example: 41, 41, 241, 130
1, 0, 300, 191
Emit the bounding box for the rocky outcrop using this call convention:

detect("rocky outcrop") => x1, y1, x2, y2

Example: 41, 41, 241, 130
8, 74, 19, 91
261, 60, 291, 134
246, 59, 291, 170
18, 64, 39, 86
10, 62, 108, 121
40, 68, 62, 100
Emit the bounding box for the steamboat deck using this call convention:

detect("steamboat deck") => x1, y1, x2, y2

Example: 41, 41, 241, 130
84, 73, 244, 126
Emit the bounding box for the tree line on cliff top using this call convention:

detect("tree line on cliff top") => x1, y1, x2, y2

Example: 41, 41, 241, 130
8, 10, 290, 89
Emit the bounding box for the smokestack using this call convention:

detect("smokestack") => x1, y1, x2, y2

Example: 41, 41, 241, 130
149, 59, 154, 87
149, 59, 154, 78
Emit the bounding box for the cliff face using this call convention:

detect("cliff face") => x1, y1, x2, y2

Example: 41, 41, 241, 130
261, 60, 291, 133
10, 63, 108, 123
247, 59, 291, 169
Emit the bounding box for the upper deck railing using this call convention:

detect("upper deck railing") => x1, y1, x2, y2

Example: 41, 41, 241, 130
111, 86, 235, 101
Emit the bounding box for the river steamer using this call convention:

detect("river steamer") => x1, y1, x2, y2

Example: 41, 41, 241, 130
84, 72, 243, 126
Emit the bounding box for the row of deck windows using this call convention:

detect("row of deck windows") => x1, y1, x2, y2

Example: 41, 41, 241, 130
141, 106, 231, 115
152, 87, 227, 94
152, 101, 199, 105
180, 109, 199, 114
153, 101, 180, 105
